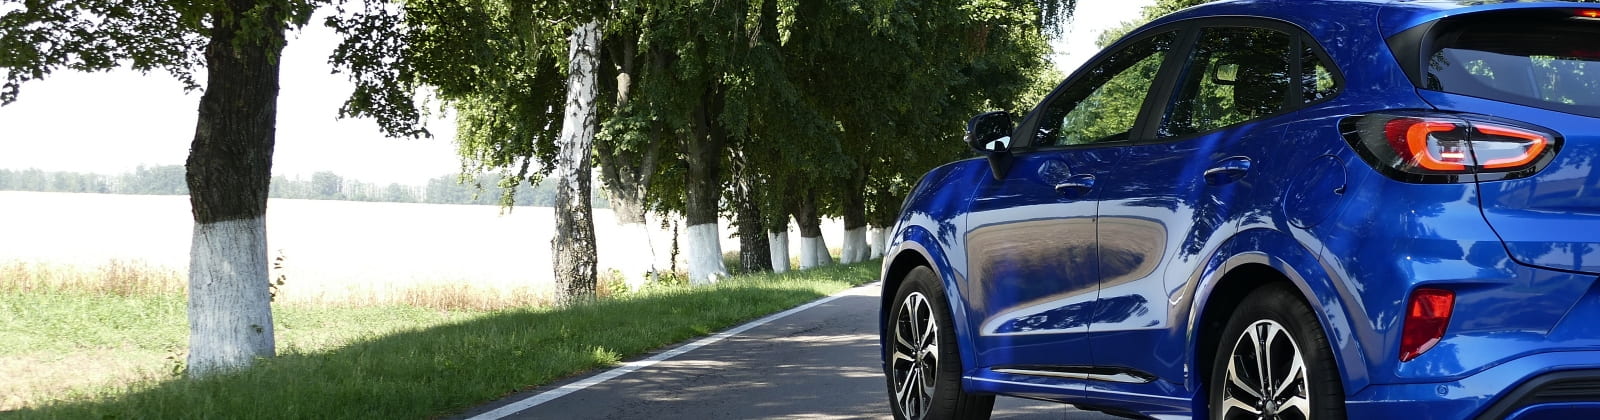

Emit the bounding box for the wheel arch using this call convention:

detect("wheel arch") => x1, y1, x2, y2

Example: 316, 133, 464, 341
880, 226, 980, 378
1189, 231, 1372, 401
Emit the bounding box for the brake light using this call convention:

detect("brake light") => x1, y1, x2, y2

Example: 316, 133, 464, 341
1400, 288, 1454, 362
1580, 9, 1600, 18
1342, 113, 1558, 182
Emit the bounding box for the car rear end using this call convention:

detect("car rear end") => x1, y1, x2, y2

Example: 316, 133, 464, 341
1339, 2, 1600, 418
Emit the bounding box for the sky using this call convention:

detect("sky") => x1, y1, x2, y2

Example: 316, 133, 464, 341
0, 0, 1150, 186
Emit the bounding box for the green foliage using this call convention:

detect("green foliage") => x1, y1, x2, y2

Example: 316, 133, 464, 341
0, 0, 319, 105
329, 0, 1062, 231
328, 0, 570, 190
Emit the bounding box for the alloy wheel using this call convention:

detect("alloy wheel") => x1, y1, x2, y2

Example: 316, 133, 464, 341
891, 291, 940, 419
1220, 319, 1312, 420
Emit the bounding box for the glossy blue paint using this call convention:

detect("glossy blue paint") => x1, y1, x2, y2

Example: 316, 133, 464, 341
878, 0, 1600, 418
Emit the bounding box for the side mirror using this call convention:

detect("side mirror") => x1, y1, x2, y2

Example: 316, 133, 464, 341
965, 111, 1014, 153
965, 111, 1014, 180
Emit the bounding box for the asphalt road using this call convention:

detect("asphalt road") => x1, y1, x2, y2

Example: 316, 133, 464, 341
459, 284, 1117, 420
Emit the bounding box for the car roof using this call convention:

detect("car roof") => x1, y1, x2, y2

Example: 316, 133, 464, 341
1143, 0, 1600, 38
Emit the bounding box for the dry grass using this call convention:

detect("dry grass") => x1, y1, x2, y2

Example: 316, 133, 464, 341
0, 348, 170, 411
0, 259, 569, 311
0, 260, 184, 297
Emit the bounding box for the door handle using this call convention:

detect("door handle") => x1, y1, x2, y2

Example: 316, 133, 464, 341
1054, 174, 1096, 197
1204, 157, 1253, 186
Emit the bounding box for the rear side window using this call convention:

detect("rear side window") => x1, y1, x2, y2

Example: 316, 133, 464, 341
1162, 27, 1293, 137
1425, 13, 1600, 118
1302, 39, 1338, 103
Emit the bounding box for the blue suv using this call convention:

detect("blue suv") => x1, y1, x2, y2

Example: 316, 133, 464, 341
878, 1, 1600, 418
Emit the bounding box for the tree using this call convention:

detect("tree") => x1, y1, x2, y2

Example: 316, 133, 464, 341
331, 0, 610, 301
1, 0, 317, 375
549, 19, 602, 303
311, 171, 344, 200
330, 0, 1083, 291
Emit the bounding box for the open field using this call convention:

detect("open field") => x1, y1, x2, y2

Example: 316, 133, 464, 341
0, 191, 848, 305
1, 261, 879, 417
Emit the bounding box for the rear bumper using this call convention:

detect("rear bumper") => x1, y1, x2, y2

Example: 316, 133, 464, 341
1347, 351, 1600, 419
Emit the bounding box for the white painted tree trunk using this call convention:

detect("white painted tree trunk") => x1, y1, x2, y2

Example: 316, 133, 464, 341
768, 230, 790, 273
686, 223, 728, 285
813, 235, 833, 267
799, 235, 832, 269
617, 221, 658, 290
868, 227, 886, 259
186, 217, 275, 376
841, 226, 868, 264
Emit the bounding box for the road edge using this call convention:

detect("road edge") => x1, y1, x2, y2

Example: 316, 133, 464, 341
458, 281, 883, 420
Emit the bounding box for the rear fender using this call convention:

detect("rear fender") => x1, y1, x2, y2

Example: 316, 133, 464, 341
1190, 229, 1372, 397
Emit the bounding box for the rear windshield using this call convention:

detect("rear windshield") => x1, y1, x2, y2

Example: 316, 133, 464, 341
1425, 11, 1600, 118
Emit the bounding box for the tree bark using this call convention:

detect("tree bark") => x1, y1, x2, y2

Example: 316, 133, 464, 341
685, 87, 729, 285
183, 1, 286, 376
729, 150, 771, 274
793, 189, 831, 269
551, 20, 602, 305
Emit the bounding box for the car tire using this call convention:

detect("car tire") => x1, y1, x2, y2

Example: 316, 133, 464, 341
1209, 283, 1345, 420
886, 266, 994, 420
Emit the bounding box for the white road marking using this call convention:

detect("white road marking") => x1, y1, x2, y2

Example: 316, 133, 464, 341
465, 282, 881, 420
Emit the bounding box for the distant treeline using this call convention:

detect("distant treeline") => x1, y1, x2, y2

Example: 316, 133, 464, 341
0, 166, 608, 208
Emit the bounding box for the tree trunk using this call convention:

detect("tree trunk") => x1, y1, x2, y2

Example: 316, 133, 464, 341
551, 20, 602, 305
729, 150, 771, 274
184, 2, 286, 376
840, 167, 869, 264
868, 226, 887, 259
768, 225, 790, 273
793, 189, 831, 269
685, 88, 729, 285
596, 33, 659, 291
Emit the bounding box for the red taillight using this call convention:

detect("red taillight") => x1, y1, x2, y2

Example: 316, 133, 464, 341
1579, 9, 1600, 19
1382, 118, 1471, 171
1473, 124, 1549, 169
1343, 113, 1558, 182
1400, 288, 1455, 362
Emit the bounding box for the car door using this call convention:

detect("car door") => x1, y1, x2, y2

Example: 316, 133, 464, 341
962, 29, 1182, 377
1087, 21, 1310, 391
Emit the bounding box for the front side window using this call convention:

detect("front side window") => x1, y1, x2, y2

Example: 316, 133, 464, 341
1162, 27, 1293, 137
1034, 31, 1177, 147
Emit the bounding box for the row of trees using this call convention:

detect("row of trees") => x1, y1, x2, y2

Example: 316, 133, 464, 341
330, 0, 1066, 298
0, 167, 609, 206
0, 0, 1127, 375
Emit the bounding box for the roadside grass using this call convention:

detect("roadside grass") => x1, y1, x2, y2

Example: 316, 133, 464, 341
3, 260, 880, 419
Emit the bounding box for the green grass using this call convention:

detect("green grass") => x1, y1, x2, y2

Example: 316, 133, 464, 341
2, 260, 879, 419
